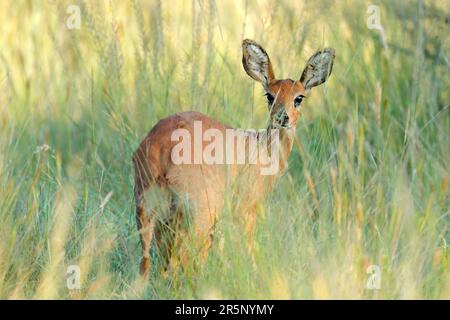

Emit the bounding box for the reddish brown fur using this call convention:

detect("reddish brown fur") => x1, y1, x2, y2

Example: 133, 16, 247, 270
267, 79, 306, 125
133, 40, 334, 277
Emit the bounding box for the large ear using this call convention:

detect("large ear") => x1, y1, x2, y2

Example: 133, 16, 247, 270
300, 48, 335, 89
242, 39, 275, 88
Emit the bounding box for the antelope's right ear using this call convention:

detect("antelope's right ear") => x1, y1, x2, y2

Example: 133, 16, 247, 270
242, 39, 275, 88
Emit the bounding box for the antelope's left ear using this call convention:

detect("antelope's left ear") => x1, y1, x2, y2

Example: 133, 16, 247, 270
300, 48, 335, 90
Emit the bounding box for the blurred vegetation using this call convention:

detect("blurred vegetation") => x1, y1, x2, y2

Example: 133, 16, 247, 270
0, 0, 448, 299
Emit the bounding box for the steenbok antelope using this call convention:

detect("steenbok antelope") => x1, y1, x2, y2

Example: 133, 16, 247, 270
133, 39, 335, 277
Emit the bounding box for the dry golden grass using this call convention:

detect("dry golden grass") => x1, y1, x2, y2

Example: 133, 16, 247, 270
0, 0, 448, 299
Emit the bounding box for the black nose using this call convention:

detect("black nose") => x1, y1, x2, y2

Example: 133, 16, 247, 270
281, 115, 289, 126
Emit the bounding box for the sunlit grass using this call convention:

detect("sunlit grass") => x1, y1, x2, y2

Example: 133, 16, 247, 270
0, 0, 448, 299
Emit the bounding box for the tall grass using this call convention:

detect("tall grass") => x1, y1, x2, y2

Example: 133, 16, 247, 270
0, 0, 448, 299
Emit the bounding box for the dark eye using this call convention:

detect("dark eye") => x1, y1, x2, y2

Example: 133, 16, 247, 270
294, 95, 304, 108
265, 93, 275, 106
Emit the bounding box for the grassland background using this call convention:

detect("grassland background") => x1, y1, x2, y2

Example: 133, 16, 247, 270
0, 0, 448, 299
